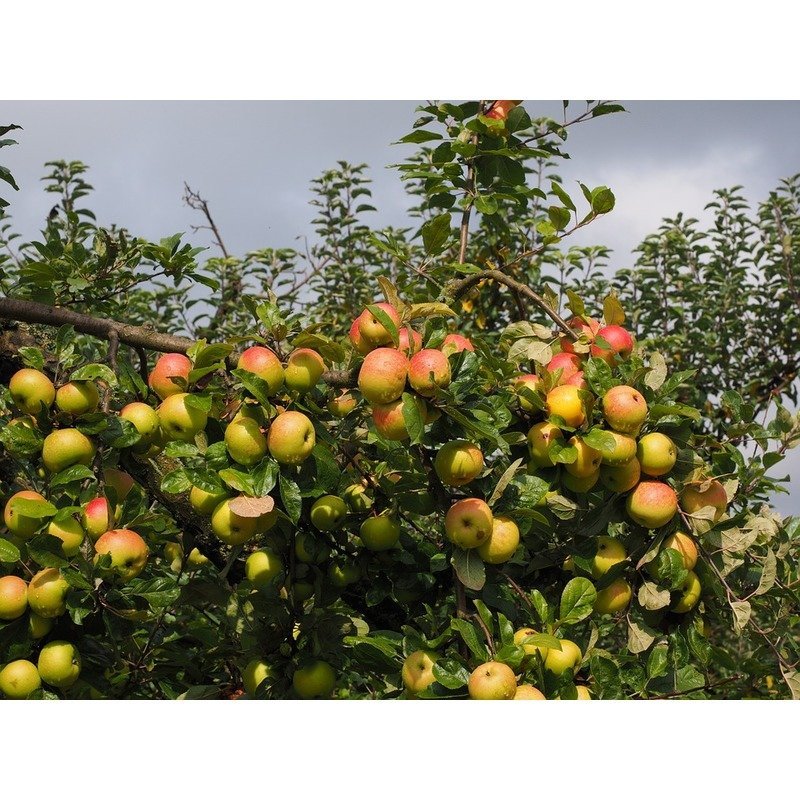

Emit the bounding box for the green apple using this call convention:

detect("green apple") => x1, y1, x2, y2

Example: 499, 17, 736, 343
514, 684, 546, 700
527, 421, 564, 467
148, 352, 192, 400
401, 650, 439, 695
564, 437, 602, 478
225, 417, 268, 466
293, 660, 336, 699
599, 457, 641, 493
327, 391, 358, 418
189, 485, 230, 516
477, 515, 520, 564
3, 490, 50, 539
295, 532, 330, 564
93, 529, 149, 582
342, 483, 373, 512
562, 469, 600, 493
157, 393, 208, 442
359, 515, 401, 551
543, 639, 582, 676
119, 402, 161, 452
284, 348, 326, 393
602, 384, 648, 434
242, 658, 273, 696
211, 499, 258, 545
434, 440, 484, 486
0, 575, 28, 620
599, 431, 637, 466
591, 535, 627, 578
42, 428, 96, 473
680, 479, 727, 521
56, 380, 99, 416
48, 515, 86, 557
327, 560, 361, 588
310, 495, 348, 531
637, 432, 677, 477
0, 659, 41, 699
468, 661, 517, 700
245, 548, 284, 589
444, 498, 493, 549
267, 411, 316, 465
27, 568, 69, 618
672, 570, 702, 613
28, 612, 53, 639
593, 578, 632, 614
37, 640, 81, 689
82, 496, 114, 542
8, 368, 55, 415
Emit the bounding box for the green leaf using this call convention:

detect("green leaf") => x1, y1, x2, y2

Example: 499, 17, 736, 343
627, 617, 658, 654
644, 351, 667, 391
367, 303, 400, 348
231, 368, 275, 407
184, 467, 226, 494
293, 333, 345, 365
581, 427, 618, 454
70, 363, 117, 386
160, 468, 191, 494
400, 392, 425, 445
451, 547, 486, 591
752, 549, 777, 596
26, 534, 68, 567
487, 458, 524, 507
279, 474, 302, 524
218, 468, 256, 495
584, 357, 617, 395
637, 580, 670, 611
474, 195, 499, 215
451, 618, 489, 661
421, 213, 452, 256
11, 497, 57, 518
399, 130, 443, 144
0, 538, 21, 563
731, 600, 751, 633
558, 577, 597, 624
49, 464, 95, 487
602, 293, 625, 326
521, 632, 562, 650
646, 644, 669, 680
591, 186, 615, 215
17, 347, 45, 370
432, 659, 471, 689
183, 393, 212, 413
548, 205, 571, 231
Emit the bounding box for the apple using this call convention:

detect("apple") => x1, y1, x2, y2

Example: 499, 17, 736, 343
148, 352, 192, 400
591, 535, 628, 578
441, 334, 474, 357
42, 428, 96, 473
477, 515, 520, 564
468, 661, 517, 700
591, 325, 634, 364
672, 570, 702, 613
284, 348, 326, 393
310, 495, 348, 531
237, 346, 285, 395
575, 685, 593, 700
514, 685, 547, 700
293, 660, 336, 699
27, 568, 69, 618
397, 327, 423, 355
662, 531, 698, 570
342, 483, 373, 512
82, 497, 114, 542
349, 318, 374, 355
484, 100, 522, 121
513, 627, 549, 663
225, 417, 268, 466
8, 368, 55, 415
402, 650, 439, 695
55, 380, 99, 415
372, 394, 427, 441
545, 385, 586, 427
245, 548, 284, 589
544, 639, 582, 676
187, 547, 209, 569
120, 401, 161, 452
637, 432, 677, 476
561, 469, 600, 493
48, 515, 86, 557
359, 515, 401, 551
560, 316, 601, 354
594, 578, 632, 614
94, 529, 149, 582
356, 302, 401, 346
295, 531, 330, 564
242, 659, 273, 696
3, 489, 50, 539
626, 481, 678, 528
189, 485, 230, 516
564, 371, 589, 390
164, 541, 183, 572
546, 353, 582, 385
327, 560, 361, 588
158, 393, 208, 442
408, 349, 451, 397
599, 457, 641, 493
327, 391, 358, 418
564, 437, 602, 478
599, 431, 637, 466
211, 499, 259, 545
0, 575, 28, 620
358, 347, 409, 405
0, 659, 41, 699
513, 374, 542, 413
434, 440, 484, 486
37, 640, 81, 689
527, 421, 564, 467
28, 612, 53, 640
103, 468, 134, 508
680, 479, 727, 521
267, 410, 316, 465
444, 498, 493, 549
602, 385, 647, 434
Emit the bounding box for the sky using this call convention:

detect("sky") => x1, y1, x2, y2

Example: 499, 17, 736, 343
0, 100, 798, 513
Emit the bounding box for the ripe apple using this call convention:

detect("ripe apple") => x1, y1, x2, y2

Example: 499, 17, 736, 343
564, 437, 602, 478
157, 393, 208, 442
441, 334, 474, 357
599, 431, 637, 465
342, 483, 373, 512
561, 469, 600, 493
680, 479, 727, 521
468, 661, 517, 700
372, 394, 427, 441
484, 100, 522, 121
514, 685, 546, 700
284, 348, 326, 393
546, 353, 582, 385
444, 498, 493, 549
591, 325, 634, 364
359, 515, 401, 551
402, 650, 439, 695
37, 640, 81, 689
397, 327, 423, 355
94, 529, 149, 582
295, 531, 330, 564
120, 401, 161, 452
267, 410, 316, 465
0, 659, 41, 699
42, 428, 96, 473
565, 371, 589, 390
434, 440, 484, 486
356, 302, 401, 346
237, 346, 285, 395
55, 380, 99, 416
408, 348, 451, 397
637, 432, 677, 477
293, 660, 336, 699
560, 316, 601, 354
189, 485, 230, 516
82, 497, 114, 542
3, 489, 50, 539
527, 421, 564, 467
0, 575, 28, 620
592, 535, 628, 578
28, 612, 53, 640
626, 481, 678, 528
662, 531, 698, 570
602, 385, 647, 434
242, 659, 273, 696
8, 368, 56, 415
27, 568, 69, 618
544, 639, 582, 676
245, 548, 284, 589
513, 374, 542, 413
599, 457, 641, 493
327, 391, 358, 418
310, 495, 348, 531
48, 515, 86, 557
594, 578, 632, 614
513, 627, 549, 663
211, 499, 259, 545
546, 385, 586, 427
148, 352, 192, 399
357, 347, 409, 404
225, 417, 268, 466
477, 515, 520, 564
349, 317, 374, 355
672, 570, 702, 613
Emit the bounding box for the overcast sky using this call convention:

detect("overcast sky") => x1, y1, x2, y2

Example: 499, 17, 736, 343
1, 100, 798, 513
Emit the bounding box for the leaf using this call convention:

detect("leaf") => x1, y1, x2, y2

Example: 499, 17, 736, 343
367, 303, 399, 347
487, 458, 524, 507
192, 342, 234, 370
647, 644, 669, 680
559, 577, 597, 624
520, 632, 562, 650
591, 186, 615, 215
26, 534, 68, 568
407, 302, 456, 320
218, 468, 255, 495
160, 468, 191, 495
376, 277, 404, 315
551, 181, 576, 212
451, 618, 489, 661
49, 464, 95, 487
232, 368, 275, 407
10, 497, 57, 518
644, 351, 667, 391
279, 474, 302, 524
581, 426, 618, 454
451, 547, 486, 591
529, 589, 552, 626
783, 670, 800, 700
731, 600, 751, 633
752, 550, 777, 596
292, 333, 345, 365
637, 580, 671, 611
602, 292, 625, 326
228, 495, 275, 518
474, 195, 499, 215
183, 467, 225, 494
421, 213, 452, 256
0, 538, 21, 563
70, 363, 117, 386
399, 130, 443, 144
432, 659, 471, 689
627, 618, 657, 654
400, 393, 425, 445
